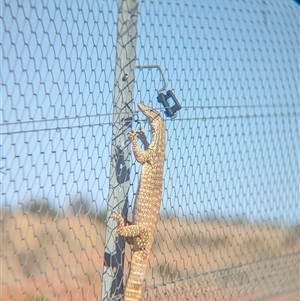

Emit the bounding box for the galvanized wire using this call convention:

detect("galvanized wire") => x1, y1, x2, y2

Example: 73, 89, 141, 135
1, 1, 299, 300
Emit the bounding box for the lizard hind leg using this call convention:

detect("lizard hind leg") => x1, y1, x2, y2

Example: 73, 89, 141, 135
111, 212, 150, 249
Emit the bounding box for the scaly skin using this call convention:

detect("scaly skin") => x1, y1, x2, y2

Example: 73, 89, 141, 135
112, 103, 166, 301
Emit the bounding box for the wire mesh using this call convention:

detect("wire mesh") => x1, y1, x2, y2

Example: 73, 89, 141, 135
1, 1, 299, 301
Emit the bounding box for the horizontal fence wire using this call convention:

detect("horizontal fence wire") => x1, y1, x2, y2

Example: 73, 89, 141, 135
1, 0, 299, 301
2, 103, 297, 135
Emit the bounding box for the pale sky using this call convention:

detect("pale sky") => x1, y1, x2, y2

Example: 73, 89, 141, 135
2, 0, 299, 225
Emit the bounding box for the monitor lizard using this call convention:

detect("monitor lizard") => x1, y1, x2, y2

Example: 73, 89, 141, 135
112, 103, 166, 301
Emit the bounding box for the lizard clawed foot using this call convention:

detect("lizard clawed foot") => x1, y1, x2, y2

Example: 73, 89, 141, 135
111, 212, 125, 234
128, 130, 138, 142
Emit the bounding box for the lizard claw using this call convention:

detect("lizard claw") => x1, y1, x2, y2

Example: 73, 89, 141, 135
128, 130, 138, 142
111, 212, 124, 234
111, 211, 122, 222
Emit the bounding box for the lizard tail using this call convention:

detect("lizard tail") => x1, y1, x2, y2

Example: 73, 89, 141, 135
124, 249, 148, 301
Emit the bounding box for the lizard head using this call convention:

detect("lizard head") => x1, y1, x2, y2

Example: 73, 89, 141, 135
137, 103, 162, 132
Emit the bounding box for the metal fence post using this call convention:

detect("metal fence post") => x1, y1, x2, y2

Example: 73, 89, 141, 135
102, 0, 139, 300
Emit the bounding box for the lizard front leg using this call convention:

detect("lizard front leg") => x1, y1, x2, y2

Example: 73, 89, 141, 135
129, 130, 154, 164
111, 212, 150, 250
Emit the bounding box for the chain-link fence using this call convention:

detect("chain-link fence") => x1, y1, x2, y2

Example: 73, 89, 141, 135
1, 0, 299, 300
